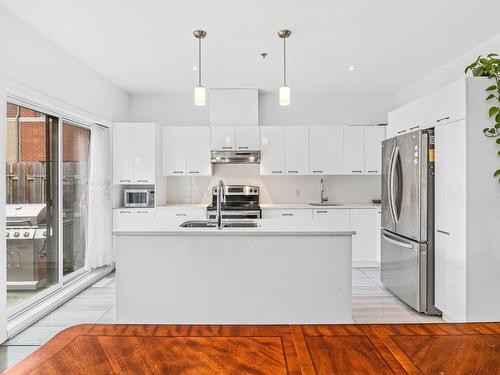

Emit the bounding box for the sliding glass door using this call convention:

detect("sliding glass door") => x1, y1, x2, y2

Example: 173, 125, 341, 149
5, 103, 59, 311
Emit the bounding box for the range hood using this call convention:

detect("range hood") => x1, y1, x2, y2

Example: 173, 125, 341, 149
210, 150, 261, 164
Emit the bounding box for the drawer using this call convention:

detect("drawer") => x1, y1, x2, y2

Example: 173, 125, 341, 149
262, 209, 313, 219
313, 209, 351, 230
113, 209, 135, 231
156, 209, 206, 228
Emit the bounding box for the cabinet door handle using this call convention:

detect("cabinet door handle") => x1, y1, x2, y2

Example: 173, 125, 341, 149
312, 170, 323, 174
136, 211, 149, 214
175, 213, 187, 217
282, 213, 294, 217
397, 130, 407, 134
436, 116, 450, 123
222, 146, 233, 150
272, 171, 283, 174
316, 210, 328, 214
238, 146, 249, 149
436, 230, 450, 235
288, 170, 299, 174
189, 171, 199, 174
136, 179, 148, 183
367, 170, 379, 173
173, 171, 184, 174
409, 126, 420, 130
119, 179, 131, 183
119, 211, 132, 214
352, 170, 363, 173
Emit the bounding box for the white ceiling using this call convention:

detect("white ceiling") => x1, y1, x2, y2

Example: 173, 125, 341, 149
1, 0, 499, 94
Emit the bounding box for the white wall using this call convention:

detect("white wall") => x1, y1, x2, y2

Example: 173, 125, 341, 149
395, 34, 500, 106
0, 8, 130, 342
130, 92, 394, 126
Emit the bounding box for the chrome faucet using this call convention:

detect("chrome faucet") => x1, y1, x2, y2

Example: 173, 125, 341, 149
320, 178, 328, 204
216, 180, 225, 229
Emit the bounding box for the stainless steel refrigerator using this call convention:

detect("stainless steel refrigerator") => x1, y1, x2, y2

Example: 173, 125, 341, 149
381, 129, 440, 315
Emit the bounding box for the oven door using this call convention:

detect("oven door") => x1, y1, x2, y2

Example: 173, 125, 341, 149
124, 190, 149, 207
207, 210, 261, 220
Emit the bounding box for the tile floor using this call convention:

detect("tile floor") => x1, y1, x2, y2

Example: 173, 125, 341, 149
0, 268, 443, 371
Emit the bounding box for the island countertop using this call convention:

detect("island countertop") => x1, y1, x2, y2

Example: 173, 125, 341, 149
112, 219, 356, 236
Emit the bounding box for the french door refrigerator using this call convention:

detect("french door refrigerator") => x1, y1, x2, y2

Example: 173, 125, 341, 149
381, 129, 440, 315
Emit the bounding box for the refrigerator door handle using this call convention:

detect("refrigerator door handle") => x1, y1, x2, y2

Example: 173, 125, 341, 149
389, 146, 400, 223
382, 233, 414, 249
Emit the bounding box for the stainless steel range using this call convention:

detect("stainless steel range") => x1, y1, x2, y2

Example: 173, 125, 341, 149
206, 185, 261, 221
6, 204, 48, 290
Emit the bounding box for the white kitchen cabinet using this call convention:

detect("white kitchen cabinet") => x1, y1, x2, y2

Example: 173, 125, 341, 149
285, 126, 309, 175
162, 127, 211, 176
211, 127, 235, 150
364, 126, 386, 174
134, 209, 156, 228
235, 126, 260, 150
162, 127, 187, 175
113, 209, 135, 230
156, 209, 206, 228
209, 89, 259, 126
434, 120, 467, 322
113, 123, 135, 184
260, 126, 285, 175
134, 124, 156, 184
113, 123, 157, 184
262, 209, 312, 219
309, 126, 343, 175
312, 209, 350, 230
351, 209, 378, 267
343, 126, 365, 175
186, 127, 211, 175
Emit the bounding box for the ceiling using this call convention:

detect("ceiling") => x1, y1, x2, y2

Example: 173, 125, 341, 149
1, 0, 499, 94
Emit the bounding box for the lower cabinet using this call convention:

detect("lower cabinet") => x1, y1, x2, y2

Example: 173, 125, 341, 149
351, 209, 378, 267
312, 209, 350, 231
262, 209, 313, 219
113, 208, 206, 230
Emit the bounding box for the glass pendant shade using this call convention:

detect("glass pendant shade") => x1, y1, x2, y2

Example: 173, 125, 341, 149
194, 85, 206, 106
279, 86, 290, 106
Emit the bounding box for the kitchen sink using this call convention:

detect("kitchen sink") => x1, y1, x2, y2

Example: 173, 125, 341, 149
179, 220, 259, 228
309, 203, 343, 206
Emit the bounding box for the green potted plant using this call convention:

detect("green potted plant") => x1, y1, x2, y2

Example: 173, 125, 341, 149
465, 53, 500, 182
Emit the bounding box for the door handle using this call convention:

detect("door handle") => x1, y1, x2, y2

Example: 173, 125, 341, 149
312, 170, 323, 174
222, 146, 233, 150
272, 171, 283, 174
397, 130, 406, 134
136, 180, 148, 183
316, 210, 328, 214
282, 213, 294, 216
119, 179, 131, 183
382, 234, 414, 249
367, 170, 378, 173
173, 171, 184, 174
436, 230, 450, 235
238, 146, 249, 149
189, 171, 199, 174
436, 116, 450, 123
410, 126, 420, 130
352, 170, 363, 173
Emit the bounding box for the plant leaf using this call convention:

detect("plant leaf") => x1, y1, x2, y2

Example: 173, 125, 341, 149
486, 85, 497, 91
497, 138, 500, 144
487, 53, 499, 57
486, 94, 496, 100
489, 107, 500, 117
495, 123, 500, 129
494, 170, 500, 177
496, 113, 500, 123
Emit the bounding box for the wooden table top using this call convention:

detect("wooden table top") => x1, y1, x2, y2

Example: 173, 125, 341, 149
3, 323, 500, 374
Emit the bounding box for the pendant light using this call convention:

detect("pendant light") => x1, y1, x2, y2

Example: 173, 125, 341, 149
278, 29, 292, 106
193, 30, 207, 106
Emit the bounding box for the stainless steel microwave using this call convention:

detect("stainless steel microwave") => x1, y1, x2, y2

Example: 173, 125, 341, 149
123, 189, 154, 208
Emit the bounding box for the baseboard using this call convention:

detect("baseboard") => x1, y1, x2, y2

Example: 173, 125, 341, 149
353, 261, 380, 268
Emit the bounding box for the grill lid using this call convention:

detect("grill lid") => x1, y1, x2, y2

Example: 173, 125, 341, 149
6, 204, 47, 226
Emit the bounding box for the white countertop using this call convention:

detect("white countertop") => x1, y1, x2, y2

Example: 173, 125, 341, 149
113, 219, 356, 236
260, 202, 380, 209
154, 202, 380, 210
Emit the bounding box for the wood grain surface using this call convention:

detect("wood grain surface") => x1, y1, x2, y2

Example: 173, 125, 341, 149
3, 323, 500, 374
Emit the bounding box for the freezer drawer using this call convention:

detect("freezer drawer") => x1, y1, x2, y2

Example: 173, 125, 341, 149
381, 230, 427, 312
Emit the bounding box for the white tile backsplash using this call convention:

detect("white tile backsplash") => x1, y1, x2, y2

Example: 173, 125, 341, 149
166, 165, 381, 204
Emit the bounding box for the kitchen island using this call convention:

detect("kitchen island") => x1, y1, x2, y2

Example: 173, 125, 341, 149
114, 220, 354, 324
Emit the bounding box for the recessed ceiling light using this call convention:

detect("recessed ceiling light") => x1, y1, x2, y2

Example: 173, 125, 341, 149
349, 66, 355, 71
192, 66, 197, 71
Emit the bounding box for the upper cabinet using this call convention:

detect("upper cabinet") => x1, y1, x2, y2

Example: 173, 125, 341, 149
162, 127, 211, 176
211, 126, 260, 151
309, 126, 343, 175
209, 89, 259, 126
343, 126, 365, 175
364, 126, 386, 174
113, 123, 157, 184
285, 126, 309, 175
260, 126, 285, 175
387, 79, 466, 138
